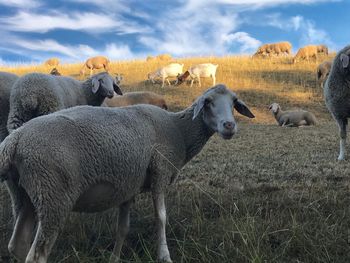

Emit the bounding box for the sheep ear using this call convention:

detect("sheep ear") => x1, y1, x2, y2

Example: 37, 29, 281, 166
341, 54, 349, 68
234, 99, 255, 118
193, 97, 206, 120
113, 82, 123, 95
91, 78, 100, 93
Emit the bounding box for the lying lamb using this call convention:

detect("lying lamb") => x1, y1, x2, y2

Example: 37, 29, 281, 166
0, 84, 254, 263
269, 103, 317, 127
7, 72, 122, 132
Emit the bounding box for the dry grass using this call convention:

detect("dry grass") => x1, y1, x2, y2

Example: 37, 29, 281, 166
1, 54, 346, 263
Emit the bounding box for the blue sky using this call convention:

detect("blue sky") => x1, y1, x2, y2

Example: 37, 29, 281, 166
0, 0, 348, 64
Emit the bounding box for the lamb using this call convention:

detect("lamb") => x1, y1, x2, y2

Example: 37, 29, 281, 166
44, 58, 59, 67
0, 84, 254, 263
324, 45, 350, 160
80, 56, 110, 77
104, 91, 168, 110
293, 45, 318, 63
317, 60, 332, 88
148, 63, 183, 88
253, 43, 270, 57
269, 103, 317, 127
0, 72, 18, 259
177, 63, 218, 88
7, 72, 122, 132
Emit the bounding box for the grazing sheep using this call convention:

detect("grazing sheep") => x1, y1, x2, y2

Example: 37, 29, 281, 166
185, 63, 218, 87
49, 68, 61, 76
324, 45, 350, 160
293, 45, 318, 63
269, 103, 317, 127
44, 58, 59, 67
267, 41, 292, 56
148, 63, 183, 88
317, 60, 332, 88
0, 84, 254, 263
80, 56, 110, 77
7, 72, 122, 132
317, 45, 329, 55
253, 42, 292, 57
0, 72, 18, 260
104, 91, 168, 110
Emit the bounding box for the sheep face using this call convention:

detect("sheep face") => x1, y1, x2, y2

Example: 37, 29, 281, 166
193, 84, 254, 139
91, 73, 123, 98
268, 103, 280, 113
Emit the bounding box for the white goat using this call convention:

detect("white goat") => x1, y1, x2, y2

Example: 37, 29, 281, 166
187, 63, 218, 87
148, 63, 183, 88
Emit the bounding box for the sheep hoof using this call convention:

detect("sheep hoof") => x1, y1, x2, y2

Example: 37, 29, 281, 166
337, 156, 345, 161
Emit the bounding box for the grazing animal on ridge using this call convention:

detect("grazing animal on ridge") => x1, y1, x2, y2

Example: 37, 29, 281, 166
80, 56, 110, 77
148, 63, 183, 88
0, 84, 254, 263
293, 45, 318, 63
177, 63, 218, 87
44, 58, 59, 67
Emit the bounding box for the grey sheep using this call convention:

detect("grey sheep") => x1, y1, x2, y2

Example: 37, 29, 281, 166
104, 91, 168, 110
0, 71, 18, 260
269, 103, 317, 127
324, 45, 350, 160
7, 72, 123, 132
317, 60, 332, 88
0, 84, 254, 263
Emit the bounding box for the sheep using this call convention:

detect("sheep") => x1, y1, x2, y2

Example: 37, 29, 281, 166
317, 60, 332, 88
148, 63, 183, 88
267, 41, 292, 56
49, 67, 61, 76
317, 45, 329, 56
185, 63, 218, 87
0, 71, 18, 260
0, 84, 254, 263
324, 45, 350, 160
104, 91, 168, 110
80, 56, 110, 77
7, 72, 122, 133
293, 45, 318, 63
269, 103, 317, 127
253, 42, 292, 57
44, 58, 59, 67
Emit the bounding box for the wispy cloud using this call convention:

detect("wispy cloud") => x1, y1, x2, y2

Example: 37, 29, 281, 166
223, 32, 262, 53
0, 11, 151, 34
0, 0, 41, 8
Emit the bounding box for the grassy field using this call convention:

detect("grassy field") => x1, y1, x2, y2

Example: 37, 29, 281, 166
2, 55, 350, 263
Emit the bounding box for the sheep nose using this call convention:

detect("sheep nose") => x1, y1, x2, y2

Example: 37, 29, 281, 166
223, 121, 235, 130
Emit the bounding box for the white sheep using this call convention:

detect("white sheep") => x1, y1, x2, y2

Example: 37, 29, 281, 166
148, 63, 184, 88
269, 103, 317, 127
179, 63, 218, 88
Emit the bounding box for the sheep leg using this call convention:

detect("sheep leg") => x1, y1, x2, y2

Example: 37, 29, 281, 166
161, 77, 165, 88
153, 192, 172, 263
109, 200, 132, 263
337, 118, 347, 161
197, 77, 201, 87
8, 194, 36, 262
190, 78, 194, 88
166, 78, 171, 86
25, 219, 59, 263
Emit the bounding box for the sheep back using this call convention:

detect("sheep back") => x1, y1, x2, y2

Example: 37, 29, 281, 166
105, 92, 168, 109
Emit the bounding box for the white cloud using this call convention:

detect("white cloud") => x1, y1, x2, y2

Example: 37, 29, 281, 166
0, 0, 41, 8
0, 11, 151, 34
6, 37, 137, 61
223, 32, 262, 53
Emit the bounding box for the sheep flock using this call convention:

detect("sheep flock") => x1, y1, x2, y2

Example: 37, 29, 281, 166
0, 41, 348, 263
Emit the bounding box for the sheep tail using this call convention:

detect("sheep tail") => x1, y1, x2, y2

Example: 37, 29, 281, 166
0, 131, 19, 182
306, 113, 318, 125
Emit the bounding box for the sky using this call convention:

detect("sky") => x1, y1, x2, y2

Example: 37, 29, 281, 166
0, 0, 348, 64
